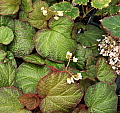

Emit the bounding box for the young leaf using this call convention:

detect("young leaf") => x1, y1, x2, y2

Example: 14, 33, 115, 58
8, 20, 35, 57
23, 53, 45, 65
91, 0, 111, 9
0, 16, 14, 30
101, 15, 120, 39
16, 62, 51, 94
35, 16, 76, 62
50, 2, 79, 19
18, 93, 40, 110
0, 0, 21, 15
0, 62, 15, 87
0, 87, 31, 113
37, 71, 83, 113
28, 1, 53, 29
76, 25, 104, 47
84, 82, 118, 113
0, 26, 14, 45
96, 58, 117, 84
72, 0, 88, 5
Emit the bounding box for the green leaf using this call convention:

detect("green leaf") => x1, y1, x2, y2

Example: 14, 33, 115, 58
0, 62, 15, 87
84, 82, 118, 113
20, 0, 33, 12
23, 53, 45, 65
0, 16, 14, 30
35, 16, 76, 62
91, 0, 111, 9
16, 62, 51, 94
101, 15, 120, 38
0, 50, 7, 62
45, 59, 64, 69
0, 26, 14, 45
18, 93, 40, 110
96, 0, 120, 16
50, 2, 79, 19
28, 1, 53, 29
96, 58, 117, 84
74, 44, 93, 69
72, 0, 88, 5
37, 71, 83, 113
76, 25, 104, 47
19, 11, 29, 22
0, 87, 31, 113
0, 0, 21, 15
86, 57, 97, 67
9, 20, 35, 57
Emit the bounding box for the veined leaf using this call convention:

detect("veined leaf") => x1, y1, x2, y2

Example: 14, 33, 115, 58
19, 11, 29, 21
9, 20, 35, 57
0, 16, 14, 30
0, 26, 14, 45
91, 0, 111, 9
0, 62, 15, 87
96, 58, 117, 84
18, 93, 40, 110
101, 15, 120, 39
0, 50, 7, 62
23, 53, 45, 65
37, 71, 83, 113
16, 62, 51, 94
72, 0, 88, 5
84, 82, 118, 113
28, 1, 53, 29
0, 87, 31, 113
0, 0, 21, 15
50, 2, 79, 19
35, 16, 76, 62
76, 25, 104, 47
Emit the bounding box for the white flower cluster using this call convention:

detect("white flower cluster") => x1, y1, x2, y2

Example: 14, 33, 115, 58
98, 36, 120, 74
54, 11, 64, 20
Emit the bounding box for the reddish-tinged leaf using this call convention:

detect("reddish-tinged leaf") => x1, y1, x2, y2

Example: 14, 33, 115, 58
18, 93, 40, 110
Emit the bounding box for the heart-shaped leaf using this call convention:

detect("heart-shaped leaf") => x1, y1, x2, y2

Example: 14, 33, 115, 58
9, 20, 35, 57
84, 82, 118, 113
37, 71, 83, 113
96, 58, 117, 84
0, 26, 14, 45
18, 93, 40, 110
0, 62, 15, 87
0, 16, 14, 30
91, 0, 111, 9
0, 87, 31, 113
76, 25, 104, 47
101, 15, 120, 39
0, 0, 21, 15
16, 62, 51, 94
72, 0, 88, 5
23, 53, 45, 65
28, 1, 53, 29
35, 16, 76, 62
50, 2, 79, 19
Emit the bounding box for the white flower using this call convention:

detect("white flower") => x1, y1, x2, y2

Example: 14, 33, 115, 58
54, 16, 59, 20
73, 73, 82, 80
67, 77, 74, 84
96, 39, 101, 42
66, 51, 72, 59
57, 11, 64, 16
41, 7, 45, 10
42, 9, 47, 16
73, 56, 78, 62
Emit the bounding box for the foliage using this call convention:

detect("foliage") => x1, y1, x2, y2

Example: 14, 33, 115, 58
0, 0, 119, 113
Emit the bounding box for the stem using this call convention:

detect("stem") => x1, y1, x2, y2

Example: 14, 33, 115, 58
65, 58, 71, 70
83, 7, 94, 18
